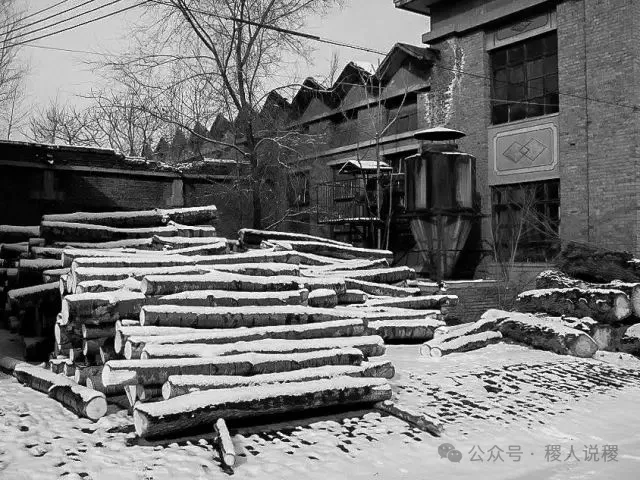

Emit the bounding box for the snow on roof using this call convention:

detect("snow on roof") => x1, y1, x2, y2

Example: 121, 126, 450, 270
327, 158, 392, 172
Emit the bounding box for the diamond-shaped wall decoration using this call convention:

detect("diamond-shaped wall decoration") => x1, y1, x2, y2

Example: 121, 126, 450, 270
503, 139, 547, 164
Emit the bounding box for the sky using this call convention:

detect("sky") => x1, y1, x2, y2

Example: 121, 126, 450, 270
19, 0, 430, 113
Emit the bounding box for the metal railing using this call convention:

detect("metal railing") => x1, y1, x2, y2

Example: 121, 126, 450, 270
316, 179, 379, 224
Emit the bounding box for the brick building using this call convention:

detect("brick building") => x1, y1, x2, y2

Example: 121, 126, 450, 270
393, 0, 640, 276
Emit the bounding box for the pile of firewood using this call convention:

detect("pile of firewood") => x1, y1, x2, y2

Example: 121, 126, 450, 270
1, 207, 457, 451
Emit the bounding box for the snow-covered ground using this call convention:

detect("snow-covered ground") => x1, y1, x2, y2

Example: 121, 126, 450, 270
2, 342, 640, 480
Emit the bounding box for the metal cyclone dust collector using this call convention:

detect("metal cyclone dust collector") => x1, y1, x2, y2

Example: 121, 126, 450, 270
403, 127, 478, 280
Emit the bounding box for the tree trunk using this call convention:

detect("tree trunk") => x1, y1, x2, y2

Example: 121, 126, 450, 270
421, 331, 503, 357
48, 383, 108, 421
140, 272, 302, 295
121, 319, 366, 359
162, 361, 395, 399
497, 310, 599, 358
134, 376, 391, 439
74, 365, 103, 386
139, 305, 364, 329
0, 225, 40, 243
140, 336, 385, 360
307, 288, 338, 308
269, 240, 393, 261
215, 418, 236, 467
338, 290, 368, 305
556, 241, 640, 283
42, 206, 218, 228
620, 323, 640, 355
71, 265, 211, 290
7, 282, 60, 310
61, 291, 146, 326
375, 400, 443, 437
367, 294, 458, 310
344, 279, 420, 297
155, 289, 309, 308
368, 319, 445, 342
238, 228, 350, 247
86, 374, 125, 396
102, 348, 364, 388
516, 287, 632, 324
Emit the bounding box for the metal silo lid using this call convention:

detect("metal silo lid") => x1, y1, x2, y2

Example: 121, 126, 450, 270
413, 127, 466, 141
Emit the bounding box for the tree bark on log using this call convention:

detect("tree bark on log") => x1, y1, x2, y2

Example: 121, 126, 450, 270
134, 376, 391, 439
82, 324, 115, 340
75, 278, 142, 294
0, 225, 40, 243
421, 310, 506, 354
516, 287, 632, 324
140, 336, 385, 360
367, 295, 458, 310
340, 306, 441, 322
496, 310, 599, 358
374, 400, 444, 437
71, 265, 212, 290
556, 242, 640, 283
335, 267, 416, 284
122, 319, 367, 359
0, 355, 24, 374
367, 319, 445, 342
150, 236, 227, 250
115, 326, 201, 354
61, 291, 146, 326
344, 279, 420, 297
421, 331, 503, 357
269, 240, 393, 262
620, 323, 640, 355
74, 365, 103, 386
42, 268, 70, 283
214, 418, 236, 467
83, 338, 108, 357
139, 305, 364, 329
136, 385, 163, 402
31, 246, 63, 260
42, 206, 218, 229
86, 375, 125, 396
140, 272, 303, 295
536, 269, 640, 317
295, 252, 344, 266
307, 288, 338, 308
238, 228, 350, 248
41, 221, 218, 243
310, 259, 390, 273
338, 290, 368, 305
162, 361, 395, 399
103, 348, 364, 387
8, 282, 60, 310
210, 263, 300, 277
155, 289, 309, 308
48, 383, 108, 421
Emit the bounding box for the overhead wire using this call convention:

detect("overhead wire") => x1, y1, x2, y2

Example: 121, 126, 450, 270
0, 0, 99, 37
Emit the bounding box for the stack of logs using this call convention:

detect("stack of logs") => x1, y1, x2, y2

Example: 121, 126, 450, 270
1, 208, 458, 450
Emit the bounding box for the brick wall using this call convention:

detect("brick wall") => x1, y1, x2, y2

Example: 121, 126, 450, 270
446, 280, 503, 323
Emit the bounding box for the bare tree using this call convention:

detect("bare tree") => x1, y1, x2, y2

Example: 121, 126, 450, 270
0, 0, 28, 139
99, 0, 342, 228
27, 99, 95, 146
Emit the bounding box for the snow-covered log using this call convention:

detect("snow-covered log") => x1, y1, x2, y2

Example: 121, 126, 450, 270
337, 267, 416, 284
269, 240, 393, 261
134, 376, 391, 439
368, 318, 445, 341
154, 289, 309, 308
60, 291, 146, 326
75, 278, 142, 294
139, 305, 363, 329
374, 400, 443, 436
210, 262, 300, 277
136, 385, 163, 402
367, 294, 458, 310
311, 258, 389, 273
536, 269, 640, 317
7, 282, 60, 310
70, 265, 212, 290
238, 228, 351, 247
103, 348, 364, 388
497, 310, 599, 358
338, 290, 368, 305
42, 268, 69, 283
42, 206, 218, 228
516, 287, 632, 324
556, 242, 640, 283
83, 337, 108, 357
12, 363, 107, 420
41, 220, 218, 243
31, 246, 63, 259
162, 361, 395, 399
307, 288, 338, 308
82, 324, 115, 340
620, 323, 640, 355
86, 375, 125, 396
0, 225, 40, 243
150, 236, 226, 250
121, 319, 366, 359
0, 355, 23, 374
214, 418, 236, 467
140, 272, 302, 295
140, 336, 385, 360
99, 339, 117, 364
344, 279, 420, 297
339, 306, 441, 322
422, 331, 503, 357
295, 252, 343, 266
18, 258, 64, 275
74, 365, 103, 386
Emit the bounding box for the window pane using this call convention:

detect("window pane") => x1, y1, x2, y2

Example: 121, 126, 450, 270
527, 58, 544, 79
526, 36, 545, 59
544, 34, 558, 53
544, 93, 559, 113
528, 77, 544, 98
493, 103, 509, 124
507, 83, 525, 101
493, 49, 507, 68
509, 65, 525, 83
544, 74, 558, 93
508, 44, 524, 64
494, 84, 508, 101
527, 97, 544, 117
544, 54, 558, 75
509, 103, 527, 121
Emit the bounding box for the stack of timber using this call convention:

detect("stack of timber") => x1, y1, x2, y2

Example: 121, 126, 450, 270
5, 215, 462, 441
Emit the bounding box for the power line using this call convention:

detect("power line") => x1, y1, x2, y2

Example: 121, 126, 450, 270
12, 0, 74, 24
1, 0, 99, 37
8, 0, 126, 43
5, 1, 148, 49
24, 43, 101, 55
149, 0, 638, 112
